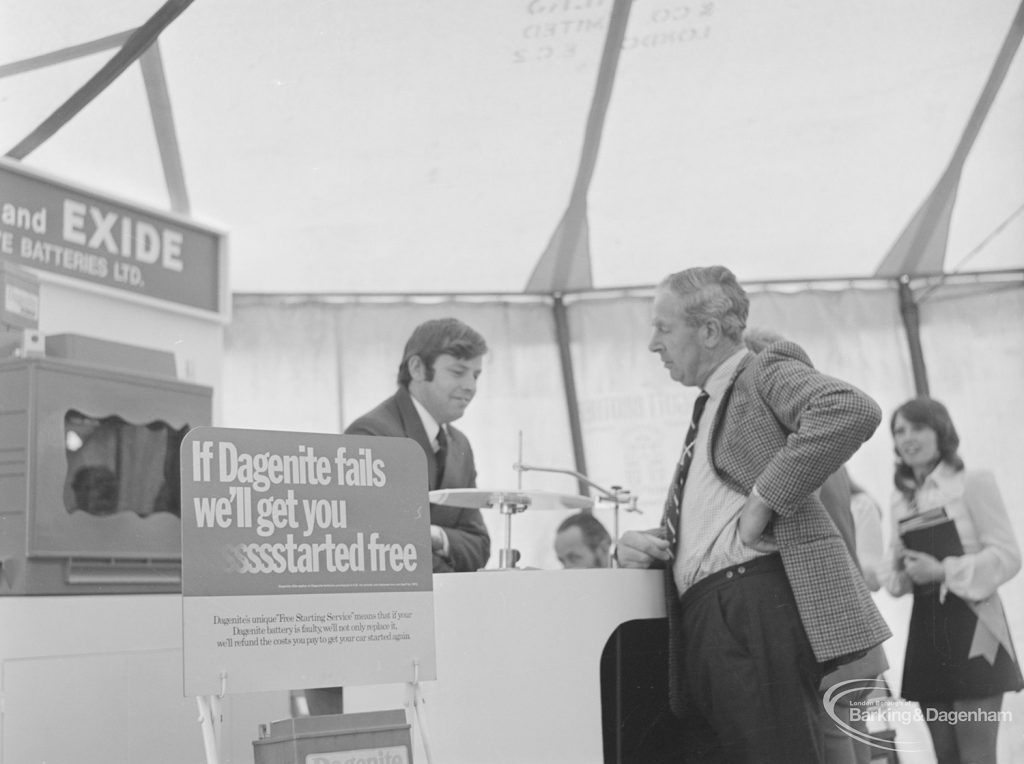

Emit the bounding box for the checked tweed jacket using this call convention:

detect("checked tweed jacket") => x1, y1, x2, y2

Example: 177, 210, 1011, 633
346, 387, 491, 573
663, 340, 892, 715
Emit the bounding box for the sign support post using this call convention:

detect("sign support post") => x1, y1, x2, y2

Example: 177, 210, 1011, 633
196, 695, 221, 764
406, 658, 436, 764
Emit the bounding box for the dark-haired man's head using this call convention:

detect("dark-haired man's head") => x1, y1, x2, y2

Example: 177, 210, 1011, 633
399, 318, 488, 425
555, 512, 612, 569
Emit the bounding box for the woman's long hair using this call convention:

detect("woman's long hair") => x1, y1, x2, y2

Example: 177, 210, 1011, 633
890, 397, 965, 500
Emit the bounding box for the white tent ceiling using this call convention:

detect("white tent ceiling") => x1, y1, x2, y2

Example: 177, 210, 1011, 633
2, 0, 1023, 293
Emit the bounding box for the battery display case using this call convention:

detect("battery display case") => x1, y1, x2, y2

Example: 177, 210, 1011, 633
0, 353, 211, 594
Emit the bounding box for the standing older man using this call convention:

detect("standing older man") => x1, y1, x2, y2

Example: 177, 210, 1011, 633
616, 266, 890, 762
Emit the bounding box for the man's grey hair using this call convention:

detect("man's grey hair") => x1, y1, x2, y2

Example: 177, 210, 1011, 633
658, 265, 749, 342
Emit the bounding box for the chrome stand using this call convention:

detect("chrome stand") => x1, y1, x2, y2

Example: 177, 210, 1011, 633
513, 432, 640, 557
495, 494, 531, 569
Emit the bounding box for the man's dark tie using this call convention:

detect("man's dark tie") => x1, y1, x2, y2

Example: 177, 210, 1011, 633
663, 391, 710, 550
435, 426, 448, 487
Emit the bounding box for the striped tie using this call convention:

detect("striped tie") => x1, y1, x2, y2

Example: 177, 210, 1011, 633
663, 391, 709, 550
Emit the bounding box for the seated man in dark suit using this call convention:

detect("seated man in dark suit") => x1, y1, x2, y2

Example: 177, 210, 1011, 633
345, 317, 491, 573
304, 317, 491, 715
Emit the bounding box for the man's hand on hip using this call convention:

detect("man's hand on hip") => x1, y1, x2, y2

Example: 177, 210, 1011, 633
738, 490, 779, 553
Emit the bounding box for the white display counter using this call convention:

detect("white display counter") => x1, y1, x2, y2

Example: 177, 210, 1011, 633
347, 568, 668, 764
0, 594, 288, 764
1, 569, 668, 764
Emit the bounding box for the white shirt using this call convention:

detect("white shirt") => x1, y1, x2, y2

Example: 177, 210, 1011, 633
885, 463, 1020, 601
851, 490, 884, 591
410, 393, 450, 557
674, 348, 764, 593
410, 394, 446, 453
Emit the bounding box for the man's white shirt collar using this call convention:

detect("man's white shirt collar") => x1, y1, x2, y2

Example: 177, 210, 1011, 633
410, 394, 444, 451
704, 347, 749, 399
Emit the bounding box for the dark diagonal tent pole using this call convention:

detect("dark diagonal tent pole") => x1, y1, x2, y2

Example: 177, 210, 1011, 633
526, 0, 633, 294
524, 0, 633, 496
898, 277, 930, 397
5, 0, 194, 161
0, 32, 132, 79
876, 0, 1024, 397
876, 0, 1024, 278
140, 41, 191, 214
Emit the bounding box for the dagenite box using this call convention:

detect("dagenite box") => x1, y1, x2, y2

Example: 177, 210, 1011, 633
253, 709, 412, 764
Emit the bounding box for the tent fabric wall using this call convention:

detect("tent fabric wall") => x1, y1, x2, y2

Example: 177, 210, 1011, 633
223, 295, 581, 553
224, 281, 1023, 568
224, 278, 1024, 760
223, 301, 342, 434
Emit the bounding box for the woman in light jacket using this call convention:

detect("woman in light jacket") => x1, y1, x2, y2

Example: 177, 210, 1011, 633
886, 397, 1022, 764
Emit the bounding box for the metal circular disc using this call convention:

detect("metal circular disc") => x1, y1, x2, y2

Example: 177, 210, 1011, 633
428, 488, 593, 511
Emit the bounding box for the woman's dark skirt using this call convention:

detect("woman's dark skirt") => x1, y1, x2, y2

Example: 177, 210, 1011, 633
902, 585, 1023, 702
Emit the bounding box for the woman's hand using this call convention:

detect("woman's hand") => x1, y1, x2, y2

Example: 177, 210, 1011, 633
901, 550, 946, 585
